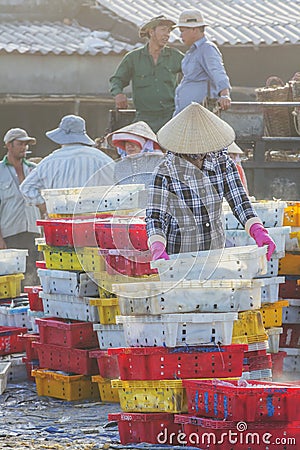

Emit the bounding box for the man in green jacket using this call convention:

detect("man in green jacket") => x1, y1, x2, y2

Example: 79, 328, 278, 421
109, 15, 183, 132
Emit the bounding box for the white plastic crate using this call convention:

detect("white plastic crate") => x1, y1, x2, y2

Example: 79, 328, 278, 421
281, 348, 300, 372
0, 301, 30, 329
226, 226, 290, 258
40, 292, 99, 322
267, 327, 283, 353
242, 368, 272, 381
27, 309, 45, 333
112, 279, 263, 315
222, 200, 287, 229
0, 249, 28, 276
151, 245, 267, 282
93, 323, 126, 349
41, 184, 145, 215
282, 299, 300, 323
260, 276, 285, 303
0, 353, 27, 382
247, 340, 269, 353
116, 312, 238, 347
0, 361, 11, 394
255, 256, 280, 279
285, 227, 300, 251
37, 268, 98, 297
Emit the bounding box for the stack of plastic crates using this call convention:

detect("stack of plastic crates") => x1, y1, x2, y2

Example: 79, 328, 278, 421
276, 202, 300, 380
106, 252, 268, 445
0, 249, 35, 382
92, 215, 161, 356
151, 244, 285, 381
31, 317, 100, 401
175, 378, 300, 449
223, 200, 291, 379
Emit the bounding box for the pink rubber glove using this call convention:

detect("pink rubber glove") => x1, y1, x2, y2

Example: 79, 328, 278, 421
150, 241, 170, 261
249, 223, 276, 261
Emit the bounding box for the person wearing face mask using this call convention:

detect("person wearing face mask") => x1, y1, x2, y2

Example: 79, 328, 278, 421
109, 15, 184, 132
228, 142, 249, 194
106, 121, 163, 187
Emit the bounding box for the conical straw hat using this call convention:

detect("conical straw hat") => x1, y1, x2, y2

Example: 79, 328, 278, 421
228, 141, 244, 154
107, 121, 158, 147
157, 103, 235, 154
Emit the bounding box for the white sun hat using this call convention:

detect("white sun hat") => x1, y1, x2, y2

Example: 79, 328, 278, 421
157, 103, 235, 154
228, 142, 244, 154
106, 121, 159, 148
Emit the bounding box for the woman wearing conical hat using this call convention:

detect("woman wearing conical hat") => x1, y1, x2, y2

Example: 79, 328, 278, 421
146, 103, 276, 261
106, 121, 164, 187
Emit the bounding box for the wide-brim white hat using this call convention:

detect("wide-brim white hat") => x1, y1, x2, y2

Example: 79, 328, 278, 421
157, 103, 235, 154
107, 121, 159, 147
228, 142, 244, 154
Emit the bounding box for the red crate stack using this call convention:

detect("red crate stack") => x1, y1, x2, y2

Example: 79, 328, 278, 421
33, 317, 99, 376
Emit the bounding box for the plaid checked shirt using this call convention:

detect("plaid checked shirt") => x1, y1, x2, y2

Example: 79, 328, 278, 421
145, 150, 258, 254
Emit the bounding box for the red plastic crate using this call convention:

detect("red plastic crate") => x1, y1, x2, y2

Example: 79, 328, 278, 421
271, 351, 287, 381
279, 277, 300, 299
36, 217, 113, 248
94, 218, 148, 250
108, 413, 182, 445
18, 333, 40, 361
22, 357, 39, 382
175, 415, 300, 449
183, 379, 300, 422
280, 323, 300, 348
108, 345, 247, 380
246, 353, 273, 371
36, 261, 46, 269
33, 342, 99, 375
0, 326, 27, 355
104, 253, 157, 276
35, 317, 98, 348
23, 286, 43, 311
89, 349, 119, 379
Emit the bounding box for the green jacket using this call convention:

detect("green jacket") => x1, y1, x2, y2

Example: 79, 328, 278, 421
110, 44, 183, 117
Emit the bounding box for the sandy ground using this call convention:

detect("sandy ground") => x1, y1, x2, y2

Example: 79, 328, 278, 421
0, 381, 121, 450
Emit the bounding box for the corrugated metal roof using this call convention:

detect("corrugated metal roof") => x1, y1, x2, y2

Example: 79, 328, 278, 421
0, 20, 140, 55
95, 0, 300, 46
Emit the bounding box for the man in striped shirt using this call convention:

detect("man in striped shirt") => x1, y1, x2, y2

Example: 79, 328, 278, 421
20, 115, 114, 216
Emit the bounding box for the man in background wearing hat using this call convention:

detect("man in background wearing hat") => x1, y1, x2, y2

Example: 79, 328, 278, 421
109, 15, 183, 132
146, 103, 276, 262
0, 128, 41, 284
20, 115, 113, 215
174, 9, 231, 115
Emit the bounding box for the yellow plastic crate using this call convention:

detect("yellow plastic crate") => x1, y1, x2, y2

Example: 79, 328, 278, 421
32, 369, 100, 401
95, 271, 159, 295
0, 274, 24, 299
81, 247, 105, 273
38, 243, 104, 272
279, 251, 300, 275
91, 375, 119, 402
232, 310, 268, 344
89, 298, 120, 324
260, 300, 289, 328
111, 379, 187, 413
283, 202, 300, 226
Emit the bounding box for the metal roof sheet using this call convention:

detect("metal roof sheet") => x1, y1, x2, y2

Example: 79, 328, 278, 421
0, 20, 140, 55
95, 0, 300, 46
